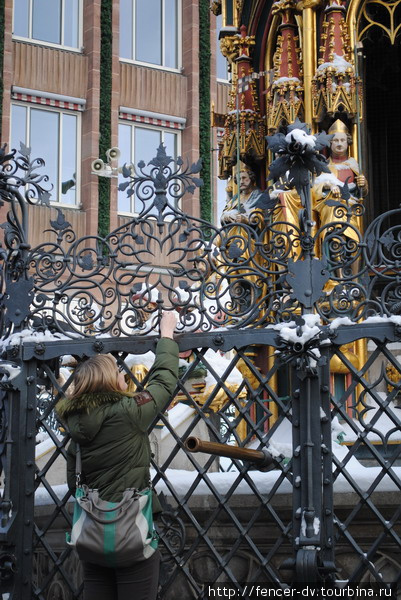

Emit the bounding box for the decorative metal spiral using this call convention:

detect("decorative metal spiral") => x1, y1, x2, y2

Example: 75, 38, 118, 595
1, 140, 401, 340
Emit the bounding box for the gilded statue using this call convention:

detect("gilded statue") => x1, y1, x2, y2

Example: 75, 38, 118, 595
313, 119, 367, 257
266, 121, 336, 261
218, 165, 275, 313
269, 177, 305, 260
220, 166, 275, 226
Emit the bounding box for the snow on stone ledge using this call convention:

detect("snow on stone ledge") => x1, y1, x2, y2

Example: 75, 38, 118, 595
153, 459, 401, 497
317, 53, 352, 73
29, 458, 401, 507
35, 462, 400, 506
35, 484, 72, 506
273, 76, 301, 85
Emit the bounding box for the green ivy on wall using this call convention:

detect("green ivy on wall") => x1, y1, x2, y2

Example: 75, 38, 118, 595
98, 0, 113, 238
199, 2, 212, 223
0, 1, 5, 140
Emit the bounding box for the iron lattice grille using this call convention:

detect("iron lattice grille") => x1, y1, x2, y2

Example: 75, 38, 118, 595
0, 326, 399, 598
1, 137, 401, 598
27, 337, 295, 599
328, 339, 401, 587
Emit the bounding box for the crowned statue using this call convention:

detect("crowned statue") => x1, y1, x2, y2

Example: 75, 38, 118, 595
313, 119, 368, 245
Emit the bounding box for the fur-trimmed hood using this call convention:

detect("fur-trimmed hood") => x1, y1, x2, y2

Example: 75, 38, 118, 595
56, 391, 125, 419
62, 337, 179, 504
56, 391, 129, 446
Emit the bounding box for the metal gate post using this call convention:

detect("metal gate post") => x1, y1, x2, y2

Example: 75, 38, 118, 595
0, 356, 37, 599
292, 345, 335, 584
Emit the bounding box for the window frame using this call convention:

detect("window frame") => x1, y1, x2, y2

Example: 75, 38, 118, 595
11, 101, 82, 208
118, 120, 181, 216
12, 0, 83, 52
216, 14, 230, 83
119, 0, 182, 73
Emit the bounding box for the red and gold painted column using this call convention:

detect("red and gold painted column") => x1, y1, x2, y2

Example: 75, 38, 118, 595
266, 0, 304, 132
312, 0, 361, 125
219, 25, 265, 178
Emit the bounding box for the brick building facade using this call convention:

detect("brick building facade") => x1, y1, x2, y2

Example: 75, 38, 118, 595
1, 0, 229, 251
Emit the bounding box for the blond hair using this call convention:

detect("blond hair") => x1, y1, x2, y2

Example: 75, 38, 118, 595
71, 354, 125, 398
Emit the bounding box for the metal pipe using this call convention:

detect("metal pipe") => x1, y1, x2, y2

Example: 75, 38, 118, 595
184, 436, 275, 468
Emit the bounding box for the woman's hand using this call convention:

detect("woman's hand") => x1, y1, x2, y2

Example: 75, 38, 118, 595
160, 311, 177, 339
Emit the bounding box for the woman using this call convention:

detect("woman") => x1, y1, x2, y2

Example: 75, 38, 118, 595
56, 311, 178, 600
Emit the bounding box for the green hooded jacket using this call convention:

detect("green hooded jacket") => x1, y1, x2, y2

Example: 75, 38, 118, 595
56, 337, 179, 511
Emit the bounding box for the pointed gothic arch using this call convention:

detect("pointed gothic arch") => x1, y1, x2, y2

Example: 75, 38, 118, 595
348, 0, 401, 220
263, 6, 305, 134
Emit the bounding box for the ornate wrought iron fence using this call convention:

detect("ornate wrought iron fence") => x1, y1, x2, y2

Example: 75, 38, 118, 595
0, 133, 401, 599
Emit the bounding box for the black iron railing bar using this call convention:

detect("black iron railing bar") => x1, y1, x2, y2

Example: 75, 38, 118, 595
184, 496, 285, 584
152, 453, 283, 585
40, 362, 75, 406
33, 478, 72, 533
33, 462, 71, 506
331, 418, 401, 477
330, 394, 401, 470
331, 474, 401, 547
331, 453, 401, 541
32, 544, 80, 596
34, 439, 68, 483
346, 517, 401, 584
32, 531, 79, 597
151, 405, 223, 477
331, 405, 401, 488
353, 376, 401, 432
180, 491, 286, 586
332, 516, 388, 584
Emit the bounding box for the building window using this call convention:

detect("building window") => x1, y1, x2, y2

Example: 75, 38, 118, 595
216, 14, 229, 82
217, 175, 228, 225
118, 122, 180, 214
11, 104, 80, 206
13, 0, 81, 49
120, 0, 180, 70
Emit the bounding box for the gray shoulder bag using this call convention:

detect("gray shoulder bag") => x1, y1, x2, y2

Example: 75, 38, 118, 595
66, 443, 158, 568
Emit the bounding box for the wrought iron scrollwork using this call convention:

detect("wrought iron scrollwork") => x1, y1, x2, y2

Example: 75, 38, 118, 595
0, 143, 52, 246
0, 134, 401, 340
157, 492, 186, 592
0, 143, 52, 340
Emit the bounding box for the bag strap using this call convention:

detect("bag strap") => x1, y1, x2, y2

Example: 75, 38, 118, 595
81, 488, 138, 513
75, 443, 82, 488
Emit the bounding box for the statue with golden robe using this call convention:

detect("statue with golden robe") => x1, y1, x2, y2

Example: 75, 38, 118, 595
220, 166, 275, 226
269, 178, 305, 260
218, 165, 275, 316
313, 119, 368, 256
